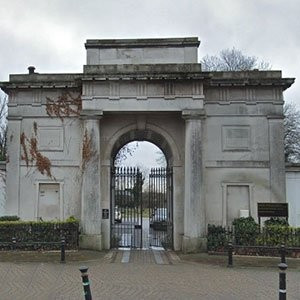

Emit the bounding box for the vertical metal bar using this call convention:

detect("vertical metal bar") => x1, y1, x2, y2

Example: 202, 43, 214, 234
227, 242, 233, 267
157, 168, 160, 246
167, 167, 173, 249
278, 263, 287, 300
60, 237, 65, 263
136, 167, 138, 248
125, 167, 127, 247
168, 167, 170, 247
149, 168, 153, 246
128, 166, 130, 248
110, 167, 114, 248
161, 168, 163, 244
149, 168, 151, 246
157, 168, 159, 247
163, 167, 165, 245
126, 167, 128, 247
161, 168, 164, 245
115, 167, 117, 247
128, 167, 130, 247
140, 169, 143, 248
12, 237, 16, 251
121, 167, 124, 247
280, 244, 286, 264
79, 266, 92, 300
129, 169, 136, 246
117, 167, 120, 247
131, 167, 134, 248
171, 167, 174, 249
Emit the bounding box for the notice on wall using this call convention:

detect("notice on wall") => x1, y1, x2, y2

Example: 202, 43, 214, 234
257, 203, 288, 218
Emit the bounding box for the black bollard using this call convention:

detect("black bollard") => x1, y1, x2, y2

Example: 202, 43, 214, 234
60, 237, 65, 263
278, 263, 287, 300
280, 244, 286, 264
12, 237, 17, 251
79, 266, 92, 300
227, 242, 233, 268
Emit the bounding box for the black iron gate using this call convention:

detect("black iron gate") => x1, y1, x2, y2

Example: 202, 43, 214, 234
149, 167, 173, 249
110, 166, 173, 249
111, 167, 143, 248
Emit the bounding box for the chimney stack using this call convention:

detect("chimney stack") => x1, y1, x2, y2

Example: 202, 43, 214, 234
28, 66, 35, 74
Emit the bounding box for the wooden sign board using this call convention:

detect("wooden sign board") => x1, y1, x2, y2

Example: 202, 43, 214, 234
257, 203, 288, 218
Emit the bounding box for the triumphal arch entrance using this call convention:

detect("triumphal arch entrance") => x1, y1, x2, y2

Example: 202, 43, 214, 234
1, 37, 294, 252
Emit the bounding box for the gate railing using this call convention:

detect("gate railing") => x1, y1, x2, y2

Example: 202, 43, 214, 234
149, 167, 173, 249
111, 167, 143, 248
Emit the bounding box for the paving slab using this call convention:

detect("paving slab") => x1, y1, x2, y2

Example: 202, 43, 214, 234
0, 250, 299, 299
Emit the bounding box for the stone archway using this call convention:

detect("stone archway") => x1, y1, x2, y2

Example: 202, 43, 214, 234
105, 122, 182, 168
109, 128, 178, 250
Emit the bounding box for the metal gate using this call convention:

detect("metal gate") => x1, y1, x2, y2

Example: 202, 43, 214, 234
111, 167, 143, 248
149, 167, 173, 249
110, 166, 173, 249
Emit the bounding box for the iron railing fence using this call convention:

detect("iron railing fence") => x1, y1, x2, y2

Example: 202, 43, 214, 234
207, 224, 300, 252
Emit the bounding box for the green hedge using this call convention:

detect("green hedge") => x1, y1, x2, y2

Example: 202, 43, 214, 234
207, 217, 300, 252
232, 217, 260, 246
207, 224, 229, 252
256, 225, 300, 247
0, 219, 79, 250
0, 215, 20, 221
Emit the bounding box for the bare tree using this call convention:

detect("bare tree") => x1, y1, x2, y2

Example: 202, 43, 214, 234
155, 150, 167, 167
201, 47, 271, 71
201, 48, 300, 163
284, 102, 300, 163
0, 90, 7, 161
114, 141, 139, 166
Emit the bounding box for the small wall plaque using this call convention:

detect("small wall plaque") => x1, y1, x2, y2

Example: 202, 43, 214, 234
102, 209, 109, 219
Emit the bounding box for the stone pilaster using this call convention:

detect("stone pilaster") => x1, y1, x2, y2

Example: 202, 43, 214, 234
268, 115, 286, 203
6, 116, 22, 216
79, 110, 103, 250
182, 109, 206, 252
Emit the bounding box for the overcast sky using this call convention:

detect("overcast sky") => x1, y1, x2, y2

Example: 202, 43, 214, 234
0, 0, 299, 103
0, 0, 299, 166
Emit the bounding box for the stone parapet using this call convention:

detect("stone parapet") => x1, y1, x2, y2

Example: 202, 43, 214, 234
83, 63, 204, 77
85, 37, 200, 48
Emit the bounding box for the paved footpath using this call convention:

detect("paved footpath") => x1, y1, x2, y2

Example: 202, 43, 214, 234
0, 250, 299, 300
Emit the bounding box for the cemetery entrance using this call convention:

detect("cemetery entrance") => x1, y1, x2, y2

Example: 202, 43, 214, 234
110, 167, 173, 249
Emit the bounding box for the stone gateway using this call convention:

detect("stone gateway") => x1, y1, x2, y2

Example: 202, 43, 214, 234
0, 37, 294, 252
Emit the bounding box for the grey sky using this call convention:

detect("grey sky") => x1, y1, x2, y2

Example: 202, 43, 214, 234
0, 0, 298, 106
117, 141, 166, 168
0, 0, 299, 166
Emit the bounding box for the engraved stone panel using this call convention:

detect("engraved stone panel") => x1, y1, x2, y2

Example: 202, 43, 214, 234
222, 125, 251, 151
38, 126, 64, 151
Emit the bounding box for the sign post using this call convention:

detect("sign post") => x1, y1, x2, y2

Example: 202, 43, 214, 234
257, 203, 288, 226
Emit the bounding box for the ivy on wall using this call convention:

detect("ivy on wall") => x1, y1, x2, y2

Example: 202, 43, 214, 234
20, 122, 52, 178
46, 92, 82, 121
81, 129, 95, 172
